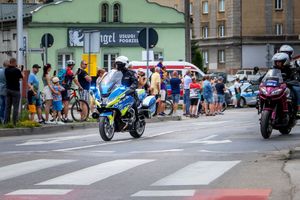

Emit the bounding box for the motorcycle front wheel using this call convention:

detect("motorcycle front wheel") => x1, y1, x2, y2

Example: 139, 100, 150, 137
260, 110, 272, 139
130, 119, 146, 138
99, 116, 115, 141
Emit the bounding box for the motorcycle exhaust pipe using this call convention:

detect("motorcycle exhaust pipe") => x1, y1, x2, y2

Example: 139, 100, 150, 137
92, 112, 99, 119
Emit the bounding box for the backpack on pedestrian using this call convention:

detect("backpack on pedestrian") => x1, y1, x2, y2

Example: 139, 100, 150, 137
57, 68, 67, 85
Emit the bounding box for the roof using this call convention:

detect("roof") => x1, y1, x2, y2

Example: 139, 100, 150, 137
0, 1, 64, 22
0, 3, 40, 22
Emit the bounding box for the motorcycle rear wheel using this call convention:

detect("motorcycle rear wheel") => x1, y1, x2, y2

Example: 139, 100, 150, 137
260, 110, 272, 139
130, 120, 146, 138
99, 117, 115, 141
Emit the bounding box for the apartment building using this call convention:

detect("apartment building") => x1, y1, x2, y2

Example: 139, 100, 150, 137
152, 0, 300, 73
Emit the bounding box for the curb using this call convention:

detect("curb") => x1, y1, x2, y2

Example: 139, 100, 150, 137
0, 116, 181, 137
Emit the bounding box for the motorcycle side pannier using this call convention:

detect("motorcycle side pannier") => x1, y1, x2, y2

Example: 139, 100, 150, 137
142, 96, 156, 117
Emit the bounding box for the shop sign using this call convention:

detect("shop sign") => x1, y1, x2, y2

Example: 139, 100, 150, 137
68, 28, 142, 47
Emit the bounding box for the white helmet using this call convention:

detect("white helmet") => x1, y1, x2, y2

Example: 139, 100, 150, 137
279, 45, 294, 58
66, 59, 75, 66
115, 56, 129, 70
272, 52, 290, 67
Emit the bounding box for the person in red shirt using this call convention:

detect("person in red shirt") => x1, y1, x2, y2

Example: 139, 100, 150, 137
61, 60, 82, 122
189, 77, 201, 118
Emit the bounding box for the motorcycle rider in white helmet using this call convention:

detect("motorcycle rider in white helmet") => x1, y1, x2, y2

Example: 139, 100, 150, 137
115, 56, 139, 122
272, 52, 300, 117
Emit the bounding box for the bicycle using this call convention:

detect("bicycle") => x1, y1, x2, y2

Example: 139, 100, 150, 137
42, 88, 90, 122
164, 96, 174, 116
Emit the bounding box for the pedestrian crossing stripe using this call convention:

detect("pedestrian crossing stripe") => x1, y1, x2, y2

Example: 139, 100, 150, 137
0, 159, 74, 182
132, 190, 196, 197
6, 189, 72, 196
152, 161, 240, 186
37, 159, 155, 186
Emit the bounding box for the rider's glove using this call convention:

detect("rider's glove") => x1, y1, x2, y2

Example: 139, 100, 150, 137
125, 89, 134, 96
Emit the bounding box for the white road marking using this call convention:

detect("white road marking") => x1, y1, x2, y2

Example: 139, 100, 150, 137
0, 159, 74, 181
145, 131, 175, 138
91, 150, 115, 153
132, 190, 196, 197
152, 161, 240, 186
191, 140, 232, 145
37, 159, 154, 186
16, 134, 95, 146
6, 189, 72, 196
53, 140, 132, 152
199, 149, 259, 154
130, 149, 184, 154
193, 121, 230, 126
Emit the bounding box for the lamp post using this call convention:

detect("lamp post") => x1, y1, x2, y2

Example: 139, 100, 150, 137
185, 0, 191, 62
17, 0, 24, 66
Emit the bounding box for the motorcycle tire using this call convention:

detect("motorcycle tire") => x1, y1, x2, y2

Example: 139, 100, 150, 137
130, 120, 146, 138
279, 128, 291, 135
99, 116, 115, 141
260, 110, 272, 139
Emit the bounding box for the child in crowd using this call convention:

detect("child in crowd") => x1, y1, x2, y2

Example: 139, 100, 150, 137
27, 90, 37, 121
51, 77, 65, 124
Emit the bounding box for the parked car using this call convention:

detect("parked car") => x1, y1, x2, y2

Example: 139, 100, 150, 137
210, 72, 228, 83
235, 70, 263, 81
229, 82, 259, 107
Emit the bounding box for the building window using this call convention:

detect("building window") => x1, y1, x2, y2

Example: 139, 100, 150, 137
218, 50, 225, 63
202, 50, 208, 64
275, 23, 283, 35
113, 3, 121, 22
275, 0, 282, 10
218, 0, 225, 12
202, 26, 209, 38
154, 52, 163, 61
58, 54, 72, 69
218, 24, 225, 37
104, 53, 119, 71
190, 2, 193, 15
202, 1, 208, 14
101, 3, 109, 22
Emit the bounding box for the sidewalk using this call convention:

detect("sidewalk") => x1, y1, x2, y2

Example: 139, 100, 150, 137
0, 115, 181, 137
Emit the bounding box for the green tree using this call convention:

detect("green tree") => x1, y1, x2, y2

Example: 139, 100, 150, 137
191, 39, 205, 72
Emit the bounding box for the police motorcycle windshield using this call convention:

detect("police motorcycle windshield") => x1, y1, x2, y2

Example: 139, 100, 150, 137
262, 69, 284, 87
99, 70, 123, 96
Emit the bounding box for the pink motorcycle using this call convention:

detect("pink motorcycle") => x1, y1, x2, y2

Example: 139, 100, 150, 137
258, 69, 297, 139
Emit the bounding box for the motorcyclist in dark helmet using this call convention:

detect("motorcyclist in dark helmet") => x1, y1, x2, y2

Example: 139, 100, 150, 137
115, 56, 139, 121
272, 52, 300, 117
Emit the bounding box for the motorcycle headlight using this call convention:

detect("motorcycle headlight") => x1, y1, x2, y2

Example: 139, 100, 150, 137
271, 88, 283, 96
260, 87, 267, 95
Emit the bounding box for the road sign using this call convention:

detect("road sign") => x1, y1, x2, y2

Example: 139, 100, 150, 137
28, 48, 45, 54
138, 28, 158, 49
83, 31, 100, 54
41, 33, 54, 48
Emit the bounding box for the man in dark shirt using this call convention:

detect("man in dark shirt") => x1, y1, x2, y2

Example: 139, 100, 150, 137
170, 71, 182, 116
77, 60, 92, 120
4, 58, 23, 126
215, 77, 226, 114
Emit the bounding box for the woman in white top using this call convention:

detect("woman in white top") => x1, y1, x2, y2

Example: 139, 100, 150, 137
42, 64, 55, 123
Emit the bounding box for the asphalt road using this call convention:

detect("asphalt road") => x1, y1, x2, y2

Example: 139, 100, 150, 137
0, 108, 300, 200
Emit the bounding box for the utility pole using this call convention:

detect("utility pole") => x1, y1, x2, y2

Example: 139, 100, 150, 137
17, 0, 24, 66
185, 0, 191, 62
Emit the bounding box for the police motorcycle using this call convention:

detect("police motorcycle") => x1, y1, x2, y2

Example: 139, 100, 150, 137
92, 70, 156, 141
